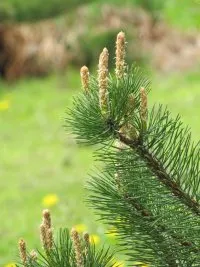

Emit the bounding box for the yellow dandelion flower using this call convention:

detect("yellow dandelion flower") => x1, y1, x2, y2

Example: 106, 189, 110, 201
4, 263, 16, 267
74, 224, 87, 233
0, 99, 10, 111
89, 234, 100, 245
42, 194, 59, 207
113, 261, 124, 267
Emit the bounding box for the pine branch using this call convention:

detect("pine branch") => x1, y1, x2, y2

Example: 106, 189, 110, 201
118, 132, 200, 215
67, 32, 200, 266
67, 70, 200, 214
88, 140, 200, 263
17, 210, 117, 267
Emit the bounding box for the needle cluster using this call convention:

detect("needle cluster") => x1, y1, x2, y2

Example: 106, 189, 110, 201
67, 32, 200, 266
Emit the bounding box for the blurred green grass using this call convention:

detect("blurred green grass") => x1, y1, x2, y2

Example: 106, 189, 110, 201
0, 71, 96, 265
0, 68, 199, 265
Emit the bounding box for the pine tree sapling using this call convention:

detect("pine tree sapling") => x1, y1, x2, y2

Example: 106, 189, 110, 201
17, 210, 116, 267
67, 31, 200, 266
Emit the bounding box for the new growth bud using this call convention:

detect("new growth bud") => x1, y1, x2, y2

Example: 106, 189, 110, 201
83, 232, 90, 245
71, 228, 84, 267
83, 232, 90, 257
40, 223, 48, 250
30, 250, 38, 261
46, 228, 53, 249
98, 47, 109, 115
19, 239, 27, 266
80, 66, 89, 92
115, 31, 126, 79
40, 209, 53, 250
43, 209, 51, 229
140, 87, 148, 130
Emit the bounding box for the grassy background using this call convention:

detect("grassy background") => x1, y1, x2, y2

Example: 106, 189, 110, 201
0, 0, 200, 265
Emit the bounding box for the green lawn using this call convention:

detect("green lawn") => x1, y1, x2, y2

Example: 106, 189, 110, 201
0, 67, 199, 265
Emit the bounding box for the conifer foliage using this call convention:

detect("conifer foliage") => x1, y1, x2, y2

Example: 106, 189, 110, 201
17, 210, 116, 267
67, 32, 200, 266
